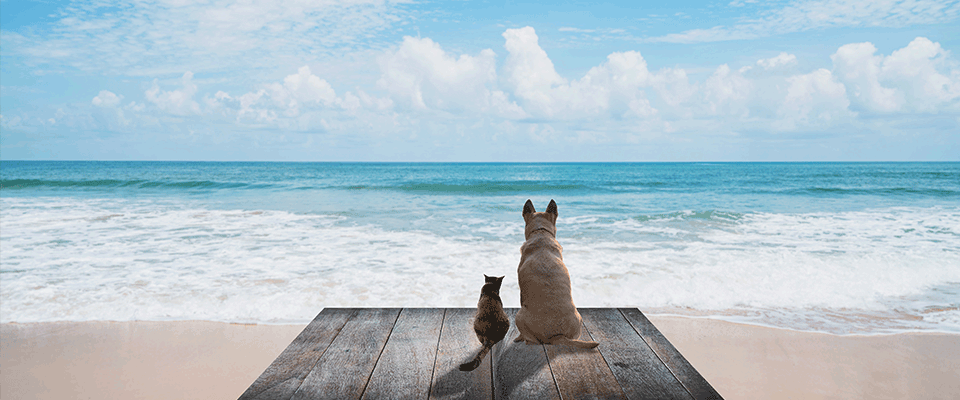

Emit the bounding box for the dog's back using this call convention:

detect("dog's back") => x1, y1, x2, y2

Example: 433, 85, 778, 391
513, 199, 598, 348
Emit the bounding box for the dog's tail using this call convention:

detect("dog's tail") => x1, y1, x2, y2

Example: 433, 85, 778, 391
552, 336, 600, 349
459, 339, 495, 371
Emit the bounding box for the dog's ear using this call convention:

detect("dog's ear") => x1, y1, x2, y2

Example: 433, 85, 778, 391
523, 199, 535, 215
546, 199, 558, 217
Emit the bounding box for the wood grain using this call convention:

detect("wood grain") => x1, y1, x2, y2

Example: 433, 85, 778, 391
362, 308, 445, 399
543, 312, 628, 400
241, 308, 721, 400
290, 308, 401, 400
429, 308, 494, 400
492, 308, 561, 400
619, 308, 723, 400
238, 308, 356, 400
580, 308, 694, 400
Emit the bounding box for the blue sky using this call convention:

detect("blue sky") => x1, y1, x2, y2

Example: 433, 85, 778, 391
1, 0, 958, 161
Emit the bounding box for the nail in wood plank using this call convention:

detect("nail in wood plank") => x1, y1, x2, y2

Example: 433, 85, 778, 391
362, 308, 445, 399
619, 308, 723, 400
239, 308, 356, 400
429, 308, 494, 400
580, 308, 694, 400
291, 308, 401, 400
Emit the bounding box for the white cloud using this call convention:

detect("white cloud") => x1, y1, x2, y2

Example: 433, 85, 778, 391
704, 64, 753, 116
207, 65, 396, 130
279, 66, 338, 106
778, 68, 853, 128
832, 37, 960, 113
757, 52, 798, 69
583, 51, 659, 117
832, 42, 900, 112
92, 90, 123, 108
62, 30, 960, 142
377, 36, 524, 118
502, 27, 669, 119
145, 72, 201, 116
648, 68, 698, 110
501, 27, 569, 116
881, 37, 960, 112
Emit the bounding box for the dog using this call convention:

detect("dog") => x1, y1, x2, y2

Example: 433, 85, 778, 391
513, 199, 599, 348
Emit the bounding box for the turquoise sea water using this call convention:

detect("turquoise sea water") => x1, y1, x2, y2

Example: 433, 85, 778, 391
2, 161, 958, 334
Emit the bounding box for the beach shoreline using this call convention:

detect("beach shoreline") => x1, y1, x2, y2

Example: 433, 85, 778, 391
3, 315, 958, 400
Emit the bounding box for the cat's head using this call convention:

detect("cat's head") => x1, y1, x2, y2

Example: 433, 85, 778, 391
483, 274, 504, 292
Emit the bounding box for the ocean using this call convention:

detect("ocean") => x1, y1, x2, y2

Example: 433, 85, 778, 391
1, 161, 958, 334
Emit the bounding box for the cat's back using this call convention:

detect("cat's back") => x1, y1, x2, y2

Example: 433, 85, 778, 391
475, 296, 510, 341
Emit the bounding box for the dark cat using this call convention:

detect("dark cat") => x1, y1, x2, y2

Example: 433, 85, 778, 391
459, 274, 510, 371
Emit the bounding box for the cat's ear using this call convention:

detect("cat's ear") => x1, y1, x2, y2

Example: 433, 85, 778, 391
523, 199, 535, 216
495, 276, 504, 284
546, 199, 558, 217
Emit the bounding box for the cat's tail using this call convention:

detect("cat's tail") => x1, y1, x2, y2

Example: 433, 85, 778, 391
459, 340, 495, 371
552, 337, 600, 349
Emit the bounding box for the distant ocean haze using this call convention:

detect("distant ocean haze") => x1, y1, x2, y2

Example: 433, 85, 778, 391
1, 161, 958, 334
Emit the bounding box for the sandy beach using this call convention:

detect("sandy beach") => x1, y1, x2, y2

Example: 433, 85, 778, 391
2, 316, 958, 400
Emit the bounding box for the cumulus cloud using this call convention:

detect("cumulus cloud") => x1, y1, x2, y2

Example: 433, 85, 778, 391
832, 37, 960, 113
278, 66, 338, 106
502, 27, 668, 119
92, 90, 123, 108
207, 65, 395, 130
582, 51, 659, 117
377, 36, 524, 118
77, 31, 959, 140
778, 68, 853, 128
704, 64, 753, 116
145, 72, 201, 116
367, 28, 957, 133
501, 26, 610, 118
832, 42, 900, 112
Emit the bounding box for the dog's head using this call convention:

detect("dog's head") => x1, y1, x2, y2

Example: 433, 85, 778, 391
522, 199, 558, 239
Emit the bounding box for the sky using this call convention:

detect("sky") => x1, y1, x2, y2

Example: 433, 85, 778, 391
1, 0, 959, 162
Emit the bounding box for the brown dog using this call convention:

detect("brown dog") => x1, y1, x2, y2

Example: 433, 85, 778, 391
513, 199, 599, 348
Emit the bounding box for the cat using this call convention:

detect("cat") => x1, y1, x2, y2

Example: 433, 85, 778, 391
459, 274, 510, 371
513, 199, 599, 349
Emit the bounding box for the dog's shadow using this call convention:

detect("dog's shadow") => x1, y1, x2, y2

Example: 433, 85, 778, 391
492, 339, 555, 399
430, 339, 553, 400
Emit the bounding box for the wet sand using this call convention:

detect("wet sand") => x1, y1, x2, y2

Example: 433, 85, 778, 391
2, 316, 958, 399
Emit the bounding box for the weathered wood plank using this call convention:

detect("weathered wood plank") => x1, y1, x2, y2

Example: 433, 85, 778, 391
543, 312, 628, 400
290, 308, 401, 400
429, 308, 494, 400
580, 308, 694, 400
619, 308, 723, 400
238, 308, 356, 400
243, 308, 722, 400
492, 308, 561, 400
362, 308, 445, 399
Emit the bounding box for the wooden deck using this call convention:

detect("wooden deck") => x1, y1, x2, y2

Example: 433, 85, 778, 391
239, 308, 722, 400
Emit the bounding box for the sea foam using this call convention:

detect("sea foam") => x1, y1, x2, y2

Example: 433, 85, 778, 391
2, 196, 958, 334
